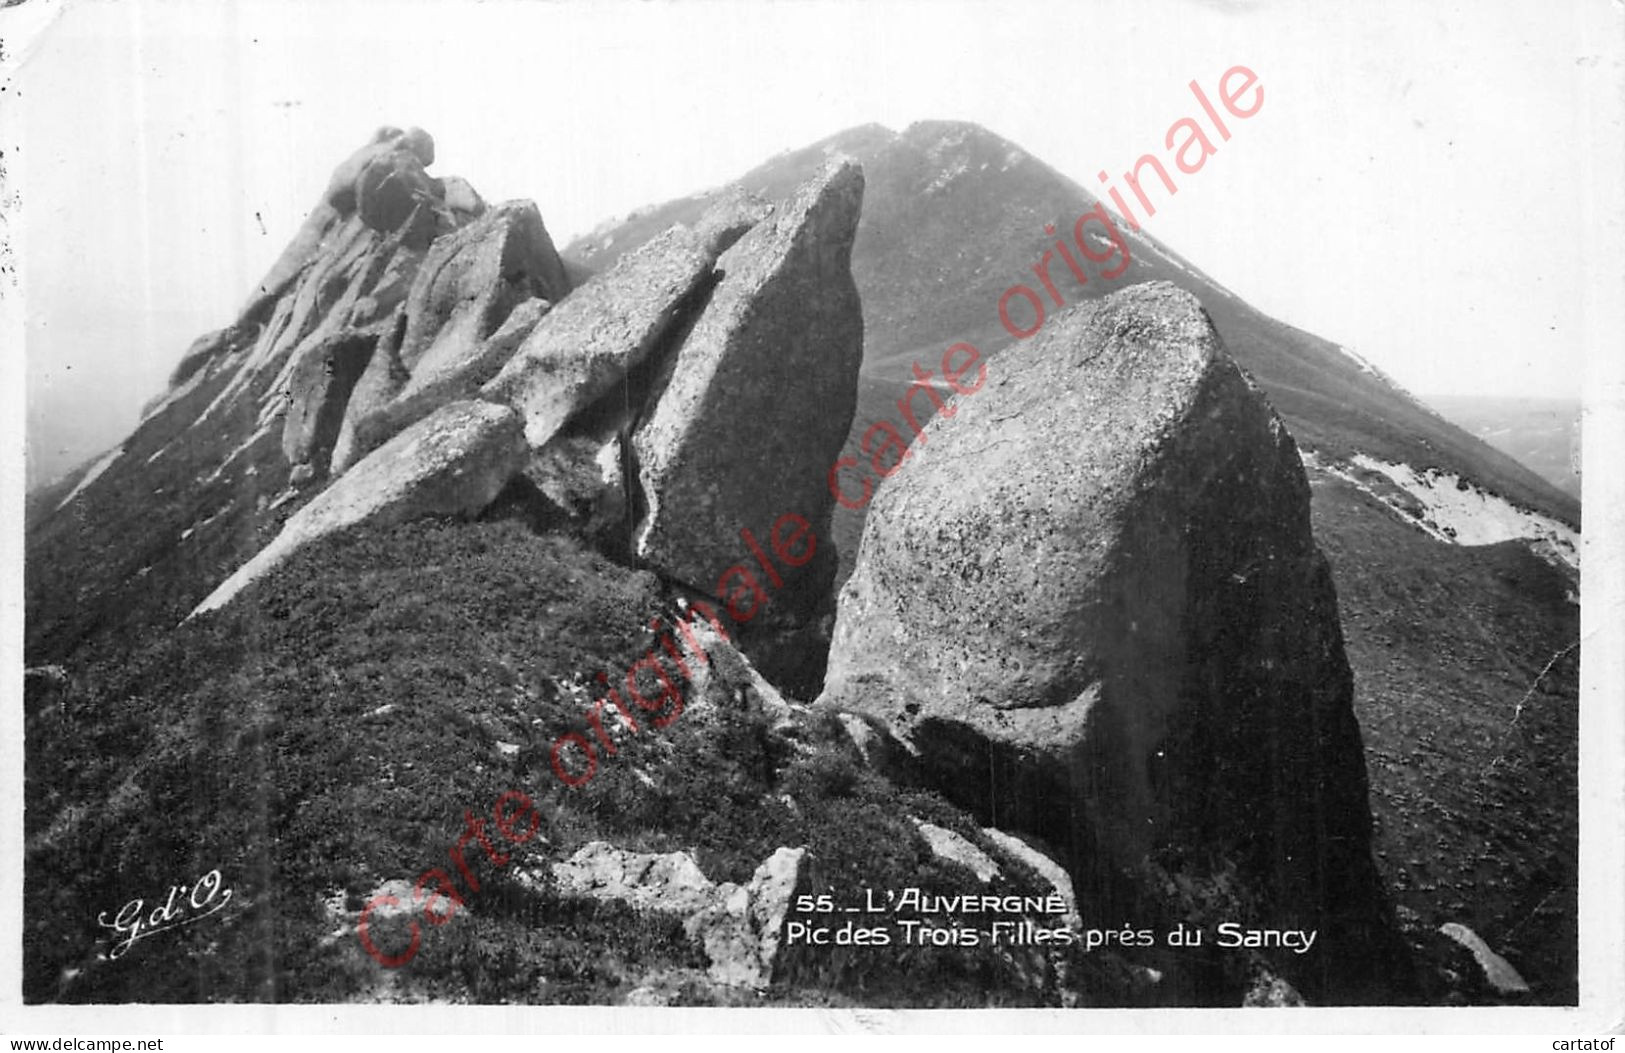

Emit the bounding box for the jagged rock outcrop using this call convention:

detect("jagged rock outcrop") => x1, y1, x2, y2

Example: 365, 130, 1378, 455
546, 841, 806, 989
477, 188, 770, 482
153, 126, 502, 483
1438, 922, 1531, 994
468, 171, 859, 693
911, 819, 1000, 883
353, 131, 439, 239
683, 846, 805, 989
981, 828, 1082, 930
331, 198, 569, 471
550, 842, 718, 914
670, 600, 803, 733
190, 400, 525, 617
482, 225, 721, 452
396, 199, 568, 376
630, 161, 865, 692
250, 127, 441, 310
439, 175, 487, 220
819, 281, 1397, 998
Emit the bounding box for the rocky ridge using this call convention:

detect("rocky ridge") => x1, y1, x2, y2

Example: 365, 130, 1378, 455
25, 126, 1436, 1007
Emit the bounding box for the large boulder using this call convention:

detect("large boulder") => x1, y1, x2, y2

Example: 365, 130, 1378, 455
190, 399, 526, 617
354, 146, 437, 239
630, 160, 866, 692
320, 200, 568, 477
818, 282, 1398, 1000
328, 197, 569, 473
397, 199, 570, 376
546, 840, 806, 989
481, 225, 721, 452
474, 189, 772, 559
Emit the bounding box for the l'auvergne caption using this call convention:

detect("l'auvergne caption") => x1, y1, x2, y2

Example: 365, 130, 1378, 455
788, 889, 1318, 954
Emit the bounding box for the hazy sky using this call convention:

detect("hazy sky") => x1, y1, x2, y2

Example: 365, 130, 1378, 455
8, 0, 1622, 487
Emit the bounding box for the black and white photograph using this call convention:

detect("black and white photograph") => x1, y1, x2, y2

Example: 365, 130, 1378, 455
4, 0, 1623, 1038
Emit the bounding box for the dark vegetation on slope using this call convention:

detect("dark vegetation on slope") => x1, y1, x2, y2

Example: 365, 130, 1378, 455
1309, 473, 1579, 1005
26, 337, 306, 664
25, 517, 1204, 1006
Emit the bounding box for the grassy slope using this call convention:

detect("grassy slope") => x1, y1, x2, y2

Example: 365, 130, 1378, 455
26, 517, 1182, 1007
1308, 473, 1579, 1004
25, 345, 300, 663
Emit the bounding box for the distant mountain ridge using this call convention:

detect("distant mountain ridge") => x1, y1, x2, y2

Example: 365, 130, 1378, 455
1422, 394, 1581, 500
566, 120, 1577, 533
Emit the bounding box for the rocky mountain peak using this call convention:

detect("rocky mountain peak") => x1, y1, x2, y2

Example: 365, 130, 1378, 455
26, 121, 1577, 1009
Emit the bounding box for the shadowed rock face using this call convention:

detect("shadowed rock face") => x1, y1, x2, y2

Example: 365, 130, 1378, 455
631, 160, 866, 692
819, 282, 1400, 999
281, 330, 379, 475
330, 199, 570, 472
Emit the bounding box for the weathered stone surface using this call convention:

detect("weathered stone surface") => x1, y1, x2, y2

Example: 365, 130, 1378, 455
190, 400, 525, 617
551, 841, 717, 915
548, 840, 806, 989
982, 828, 1081, 929
683, 846, 805, 988
330, 308, 412, 474
911, 820, 1000, 883
281, 330, 379, 473
321, 126, 432, 212
330, 125, 439, 240
1243, 970, 1308, 1007
217, 201, 438, 440
211, 128, 543, 461
691, 185, 773, 258
399, 200, 569, 376
630, 161, 865, 690
355, 148, 438, 240
405, 295, 550, 405
671, 601, 802, 732
1438, 922, 1531, 994
439, 175, 486, 220
339, 296, 552, 475
522, 432, 631, 540
246, 127, 437, 310
482, 225, 720, 451
325, 197, 569, 473
818, 282, 1393, 993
